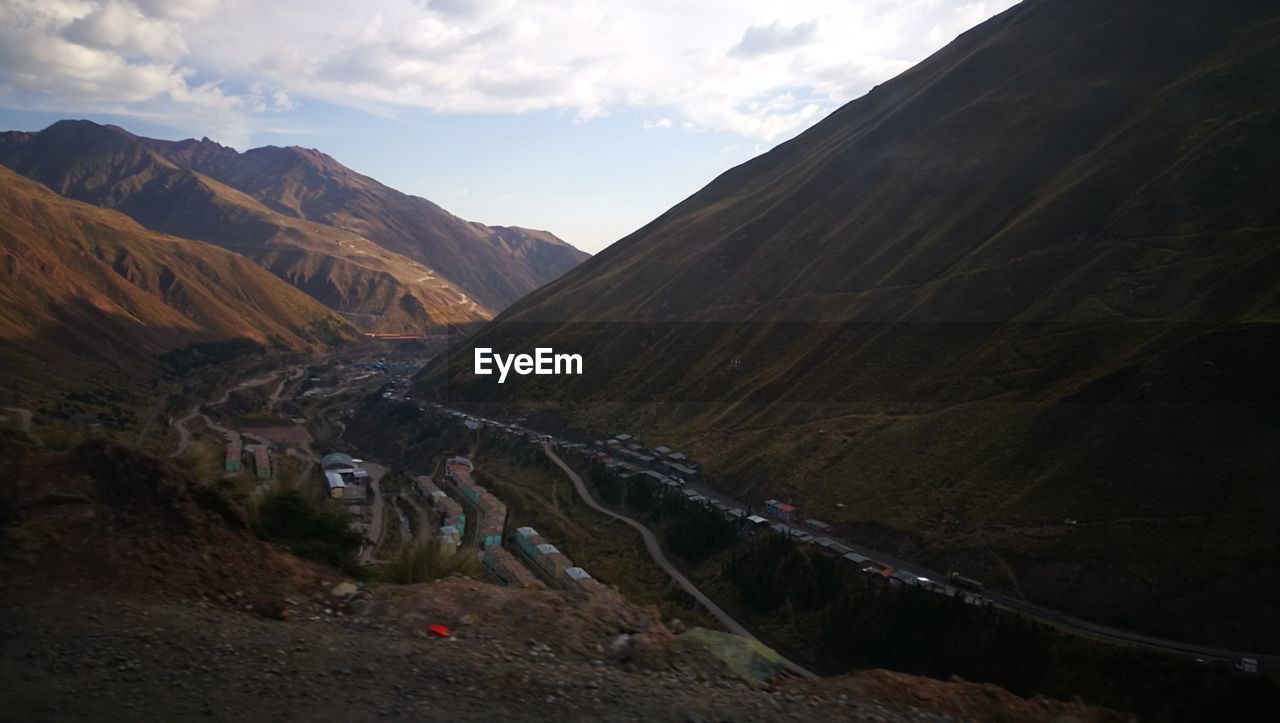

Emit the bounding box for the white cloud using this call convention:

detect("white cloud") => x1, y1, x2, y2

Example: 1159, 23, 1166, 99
63, 0, 188, 60
0, 0, 1019, 143
729, 19, 820, 58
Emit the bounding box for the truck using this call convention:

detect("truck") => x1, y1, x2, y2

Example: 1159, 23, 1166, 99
946, 571, 986, 592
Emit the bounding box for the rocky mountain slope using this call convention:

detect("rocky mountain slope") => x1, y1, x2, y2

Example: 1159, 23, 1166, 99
418, 0, 1280, 650
0, 121, 495, 331
0, 165, 357, 384
0, 120, 589, 332
139, 135, 591, 313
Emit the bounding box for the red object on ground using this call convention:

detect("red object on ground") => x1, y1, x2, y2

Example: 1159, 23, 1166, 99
427, 624, 451, 638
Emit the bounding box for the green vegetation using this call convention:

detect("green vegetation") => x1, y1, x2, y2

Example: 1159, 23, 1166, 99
159, 339, 264, 374
381, 539, 482, 584
170, 439, 222, 482
723, 534, 842, 614
304, 317, 357, 346
710, 530, 1280, 723
658, 492, 738, 561
249, 490, 365, 578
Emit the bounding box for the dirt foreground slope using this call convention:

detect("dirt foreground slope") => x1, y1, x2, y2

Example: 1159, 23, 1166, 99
0, 437, 1124, 721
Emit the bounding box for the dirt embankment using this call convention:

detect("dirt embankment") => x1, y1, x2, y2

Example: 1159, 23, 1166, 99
0, 437, 335, 609
0, 437, 1128, 722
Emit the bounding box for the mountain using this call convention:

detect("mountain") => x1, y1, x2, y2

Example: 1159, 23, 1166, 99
0, 122, 589, 331
418, 0, 1280, 650
0, 121, 490, 331
137, 135, 591, 312
0, 164, 357, 385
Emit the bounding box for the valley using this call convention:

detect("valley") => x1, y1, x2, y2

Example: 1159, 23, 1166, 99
2, 0, 1277, 718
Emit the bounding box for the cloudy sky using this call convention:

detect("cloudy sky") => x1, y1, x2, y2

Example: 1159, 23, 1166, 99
0, 0, 1017, 252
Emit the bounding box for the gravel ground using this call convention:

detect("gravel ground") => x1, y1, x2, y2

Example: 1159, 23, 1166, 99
0, 595, 953, 723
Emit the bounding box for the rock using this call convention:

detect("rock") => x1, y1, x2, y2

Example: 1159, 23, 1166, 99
667, 618, 687, 634
330, 582, 358, 598
607, 634, 632, 661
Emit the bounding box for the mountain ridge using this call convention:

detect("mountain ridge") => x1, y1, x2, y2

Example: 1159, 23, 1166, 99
135, 128, 591, 312
0, 120, 589, 331
415, 0, 1280, 651
0, 164, 358, 385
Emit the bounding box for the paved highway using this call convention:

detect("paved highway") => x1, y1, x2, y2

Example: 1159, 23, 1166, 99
542, 442, 818, 680
790, 522, 1278, 670
436, 405, 1274, 673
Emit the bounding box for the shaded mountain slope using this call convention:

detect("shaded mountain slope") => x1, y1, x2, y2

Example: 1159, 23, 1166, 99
0, 121, 487, 331
0, 165, 356, 380
419, 0, 1280, 650
138, 135, 590, 311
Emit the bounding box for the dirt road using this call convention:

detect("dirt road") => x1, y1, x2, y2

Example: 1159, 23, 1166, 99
542, 443, 817, 680
359, 462, 389, 563
169, 369, 291, 458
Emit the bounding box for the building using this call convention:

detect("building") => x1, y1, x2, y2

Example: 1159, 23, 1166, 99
515, 527, 541, 556
519, 534, 547, 558
533, 543, 572, 577
543, 552, 572, 578
460, 483, 485, 506
438, 525, 462, 545
320, 452, 355, 470
435, 534, 458, 556
414, 475, 441, 498
806, 519, 832, 532
435, 496, 466, 534
484, 547, 544, 588
563, 567, 602, 591
478, 519, 503, 548
651, 445, 671, 457
253, 446, 271, 480
325, 471, 346, 499
224, 441, 242, 473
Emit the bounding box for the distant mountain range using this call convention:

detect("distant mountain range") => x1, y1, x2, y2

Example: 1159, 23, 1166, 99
419, 0, 1280, 650
0, 165, 357, 386
0, 120, 589, 331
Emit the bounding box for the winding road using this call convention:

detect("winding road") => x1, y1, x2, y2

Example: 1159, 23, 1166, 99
169, 368, 298, 458
542, 442, 818, 680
